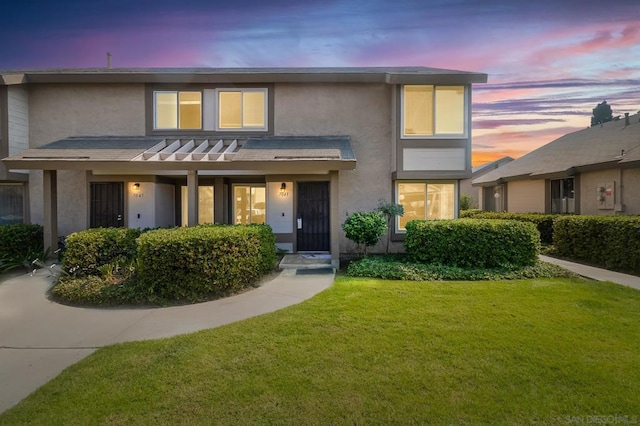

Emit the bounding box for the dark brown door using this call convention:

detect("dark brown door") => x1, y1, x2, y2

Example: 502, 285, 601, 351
90, 182, 124, 228
297, 181, 330, 251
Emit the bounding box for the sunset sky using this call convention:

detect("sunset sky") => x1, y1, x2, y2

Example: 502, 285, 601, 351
1, 0, 639, 166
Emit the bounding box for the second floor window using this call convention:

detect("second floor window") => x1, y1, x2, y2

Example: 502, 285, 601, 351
217, 89, 267, 131
154, 91, 202, 130
402, 85, 465, 138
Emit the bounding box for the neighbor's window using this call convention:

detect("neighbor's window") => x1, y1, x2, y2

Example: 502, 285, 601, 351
181, 186, 214, 226
0, 184, 24, 225
234, 185, 266, 224
550, 178, 575, 214
154, 91, 202, 130
402, 85, 465, 137
397, 182, 455, 230
217, 89, 267, 131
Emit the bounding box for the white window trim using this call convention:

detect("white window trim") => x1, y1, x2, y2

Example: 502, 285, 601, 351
400, 85, 468, 140
395, 180, 459, 232
153, 90, 203, 130
215, 88, 268, 132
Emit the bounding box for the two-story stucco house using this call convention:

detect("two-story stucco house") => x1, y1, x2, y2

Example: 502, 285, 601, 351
1, 67, 487, 266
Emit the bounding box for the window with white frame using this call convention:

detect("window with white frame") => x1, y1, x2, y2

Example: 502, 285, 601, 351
234, 185, 266, 224
402, 85, 465, 137
217, 89, 267, 131
154, 91, 202, 130
397, 182, 456, 230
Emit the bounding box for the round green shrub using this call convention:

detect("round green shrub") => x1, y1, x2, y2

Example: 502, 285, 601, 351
136, 225, 272, 301
342, 212, 387, 254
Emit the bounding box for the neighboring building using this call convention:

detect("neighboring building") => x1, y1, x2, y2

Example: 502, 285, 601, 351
1, 67, 487, 266
459, 156, 513, 210
473, 113, 640, 215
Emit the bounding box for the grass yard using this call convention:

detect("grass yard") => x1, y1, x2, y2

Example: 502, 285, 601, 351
2, 277, 640, 424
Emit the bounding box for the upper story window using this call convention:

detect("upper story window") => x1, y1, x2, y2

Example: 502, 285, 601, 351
154, 91, 202, 130
402, 85, 465, 138
216, 89, 267, 131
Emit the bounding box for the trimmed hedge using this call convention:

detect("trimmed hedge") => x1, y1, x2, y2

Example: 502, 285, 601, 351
63, 228, 142, 276
0, 223, 43, 258
136, 225, 275, 301
404, 219, 540, 268
458, 211, 557, 245
553, 216, 640, 273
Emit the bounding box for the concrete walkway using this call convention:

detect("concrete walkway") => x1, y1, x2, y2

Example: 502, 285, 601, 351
0, 268, 335, 414
540, 255, 640, 291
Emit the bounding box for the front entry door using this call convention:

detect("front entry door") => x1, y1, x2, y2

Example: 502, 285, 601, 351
296, 181, 330, 251
90, 182, 124, 228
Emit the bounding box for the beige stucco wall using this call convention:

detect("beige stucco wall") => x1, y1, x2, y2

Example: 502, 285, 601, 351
274, 83, 393, 253
579, 168, 640, 215
28, 83, 146, 235
622, 168, 640, 215
507, 180, 545, 213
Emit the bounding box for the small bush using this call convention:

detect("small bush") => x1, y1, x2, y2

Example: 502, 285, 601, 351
342, 211, 387, 255
136, 225, 272, 301
405, 219, 540, 268
52, 274, 139, 306
554, 216, 640, 273
460, 212, 557, 244
346, 255, 578, 281
0, 224, 45, 272
459, 194, 474, 210
62, 228, 142, 277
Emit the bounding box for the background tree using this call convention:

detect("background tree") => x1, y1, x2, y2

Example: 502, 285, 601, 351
591, 101, 613, 126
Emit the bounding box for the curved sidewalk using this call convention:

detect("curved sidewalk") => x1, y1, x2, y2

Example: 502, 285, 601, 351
0, 268, 334, 413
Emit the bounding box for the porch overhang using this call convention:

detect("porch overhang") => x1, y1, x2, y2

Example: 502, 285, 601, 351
2, 135, 357, 173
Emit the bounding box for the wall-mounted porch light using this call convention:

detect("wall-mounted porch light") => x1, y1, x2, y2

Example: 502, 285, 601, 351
133, 182, 140, 190
279, 182, 288, 197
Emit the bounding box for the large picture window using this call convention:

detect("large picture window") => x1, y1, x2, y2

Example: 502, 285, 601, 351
234, 185, 265, 224
154, 91, 202, 130
402, 85, 465, 137
217, 89, 267, 131
397, 182, 456, 230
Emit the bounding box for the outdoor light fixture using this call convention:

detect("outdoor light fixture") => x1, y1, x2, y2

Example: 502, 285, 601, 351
133, 183, 140, 190
279, 182, 287, 196
494, 191, 500, 199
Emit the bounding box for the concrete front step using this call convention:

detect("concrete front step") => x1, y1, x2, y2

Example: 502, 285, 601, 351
279, 254, 334, 270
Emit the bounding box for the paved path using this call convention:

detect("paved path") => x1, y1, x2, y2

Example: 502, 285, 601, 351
2, 257, 638, 414
0, 268, 335, 414
540, 255, 640, 290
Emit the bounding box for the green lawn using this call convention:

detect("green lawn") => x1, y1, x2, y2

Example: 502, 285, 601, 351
3, 277, 640, 425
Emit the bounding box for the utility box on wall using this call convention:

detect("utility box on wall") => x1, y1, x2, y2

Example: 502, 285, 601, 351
597, 181, 615, 210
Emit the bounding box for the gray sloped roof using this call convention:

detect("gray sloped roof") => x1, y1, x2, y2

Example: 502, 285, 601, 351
471, 156, 514, 177
473, 113, 640, 186
2, 135, 356, 172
